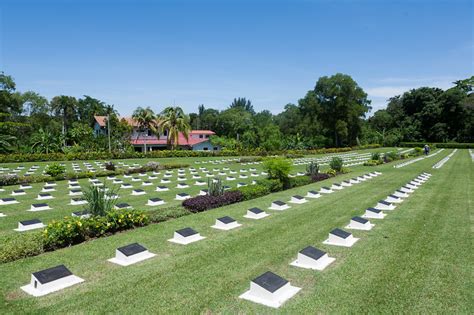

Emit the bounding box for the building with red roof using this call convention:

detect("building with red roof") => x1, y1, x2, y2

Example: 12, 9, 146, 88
94, 116, 219, 152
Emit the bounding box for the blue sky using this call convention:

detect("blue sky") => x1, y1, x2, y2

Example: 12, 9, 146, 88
1, 0, 472, 116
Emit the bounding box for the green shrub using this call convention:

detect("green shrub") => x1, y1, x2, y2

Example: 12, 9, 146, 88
0, 232, 44, 264
45, 163, 66, 177
236, 184, 270, 200
329, 157, 343, 172
305, 162, 319, 176
105, 161, 116, 171
384, 151, 399, 162
340, 167, 351, 174
83, 184, 119, 216
257, 178, 283, 192
147, 206, 190, 223
364, 159, 382, 166
207, 177, 224, 197
263, 157, 292, 188
0, 174, 20, 186
288, 176, 312, 188
43, 209, 149, 250
413, 147, 423, 156
371, 152, 381, 160
326, 169, 337, 177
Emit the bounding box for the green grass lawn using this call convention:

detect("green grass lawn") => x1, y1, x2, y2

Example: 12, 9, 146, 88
1, 148, 471, 313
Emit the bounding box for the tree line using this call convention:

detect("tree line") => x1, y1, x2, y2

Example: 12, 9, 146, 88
0, 70, 472, 154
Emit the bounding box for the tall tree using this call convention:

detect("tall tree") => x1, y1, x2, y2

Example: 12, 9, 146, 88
158, 106, 191, 150
229, 97, 255, 114
50, 95, 78, 146
132, 106, 158, 152
314, 73, 371, 146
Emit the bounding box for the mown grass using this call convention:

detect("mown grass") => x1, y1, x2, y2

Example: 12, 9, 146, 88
1, 149, 470, 313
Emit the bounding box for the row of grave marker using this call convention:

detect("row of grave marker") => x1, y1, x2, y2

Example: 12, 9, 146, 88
19, 171, 383, 298
432, 149, 457, 169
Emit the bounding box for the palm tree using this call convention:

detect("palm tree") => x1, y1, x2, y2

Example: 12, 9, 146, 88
0, 134, 16, 153
132, 106, 158, 152
158, 106, 191, 150
31, 128, 60, 154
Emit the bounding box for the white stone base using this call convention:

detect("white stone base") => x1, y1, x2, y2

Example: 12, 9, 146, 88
211, 221, 242, 230
268, 204, 291, 211
28, 205, 51, 212
305, 192, 321, 199
147, 200, 165, 206
175, 194, 191, 201
0, 212, 6, 217
290, 253, 335, 271
15, 223, 45, 232
385, 196, 403, 204
323, 235, 359, 247
289, 197, 307, 204
239, 283, 301, 309
244, 212, 270, 220
375, 202, 396, 211
0, 200, 19, 205
320, 188, 334, 194
393, 191, 409, 198
108, 251, 156, 266
345, 221, 374, 231
362, 210, 386, 219
21, 275, 84, 297
168, 234, 206, 245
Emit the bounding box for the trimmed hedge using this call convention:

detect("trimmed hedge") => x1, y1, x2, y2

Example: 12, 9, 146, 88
0, 145, 381, 163
400, 142, 474, 149
182, 191, 243, 213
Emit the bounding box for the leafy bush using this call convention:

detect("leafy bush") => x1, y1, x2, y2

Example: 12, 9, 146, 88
43, 209, 149, 250
363, 159, 383, 166
371, 152, 381, 160
326, 169, 337, 177
83, 184, 119, 216
235, 184, 270, 201
311, 173, 330, 182
208, 177, 225, 197
257, 178, 283, 192
182, 191, 243, 213
340, 167, 351, 174
147, 206, 190, 223
413, 147, 423, 156
45, 163, 66, 177
329, 157, 343, 172
384, 151, 400, 162
288, 176, 312, 188
105, 161, 116, 171
263, 157, 292, 188
0, 174, 20, 186
0, 232, 44, 264
305, 162, 319, 176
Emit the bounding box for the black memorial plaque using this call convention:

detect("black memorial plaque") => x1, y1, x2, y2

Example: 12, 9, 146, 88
300, 246, 325, 260
331, 228, 350, 239
33, 265, 73, 284
252, 271, 288, 293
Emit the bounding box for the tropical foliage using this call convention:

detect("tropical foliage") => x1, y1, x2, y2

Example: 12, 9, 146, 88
158, 106, 191, 150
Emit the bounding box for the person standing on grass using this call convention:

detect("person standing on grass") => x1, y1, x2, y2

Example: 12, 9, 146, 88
424, 144, 429, 155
